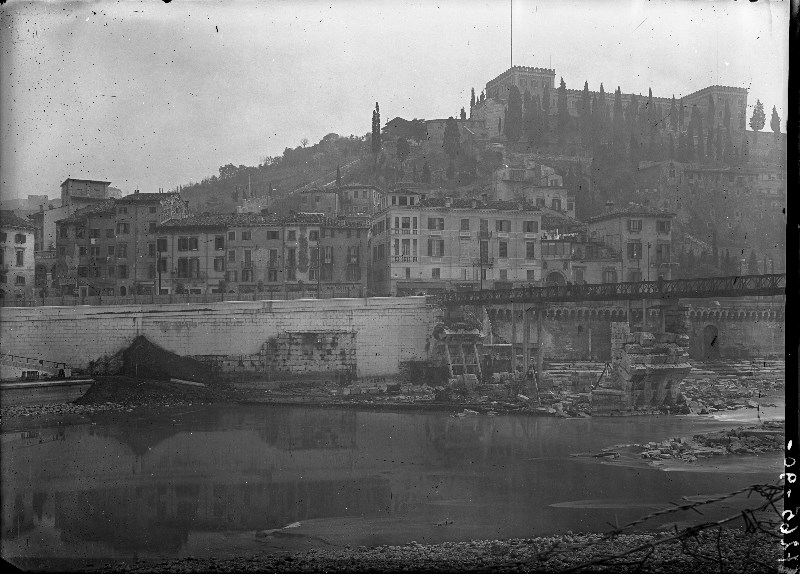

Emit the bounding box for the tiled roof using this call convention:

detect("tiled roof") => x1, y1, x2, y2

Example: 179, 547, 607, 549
117, 192, 180, 203
157, 212, 369, 231
417, 198, 541, 212
0, 210, 37, 230
541, 210, 585, 232
587, 204, 676, 223
57, 200, 116, 224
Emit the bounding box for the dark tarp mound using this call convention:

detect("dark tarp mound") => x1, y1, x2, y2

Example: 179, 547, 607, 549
121, 335, 213, 384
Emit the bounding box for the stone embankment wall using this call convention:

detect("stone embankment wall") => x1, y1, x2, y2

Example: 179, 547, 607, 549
487, 303, 784, 362
0, 298, 439, 379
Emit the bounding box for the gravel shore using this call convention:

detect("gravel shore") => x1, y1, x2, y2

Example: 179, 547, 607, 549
83, 530, 781, 573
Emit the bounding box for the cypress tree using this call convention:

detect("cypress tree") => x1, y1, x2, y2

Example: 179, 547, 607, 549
677, 131, 686, 162
770, 106, 781, 140
678, 98, 685, 130
371, 102, 382, 158
470, 87, 476, 111
668, 133, 675, 159
612, 87, 625, 150
505, 86, 523, 144
669, 95, 677, 131
706, 125, 715, 162
557, 77, 569, 142
524, 94, 539, 146
686, 121, 695, 160
421, 161, 431, 183
580, 81, 591, 144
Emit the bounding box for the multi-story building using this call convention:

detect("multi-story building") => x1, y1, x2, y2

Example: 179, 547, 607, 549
299, 184, 384, 223
55, 191, 187, 296
0, 211, 36, 300
587, 205, 676, 282
368, 190, 545, 295
60, 178, 111, 204
155, 213, 369, 298
491, 162, 575, 218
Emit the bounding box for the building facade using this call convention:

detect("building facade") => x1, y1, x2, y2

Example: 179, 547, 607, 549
368, 191, 545, 296
0, 212, 36, 300
55, 192, 187, 296
299, 184, 384, 222
60, 178, 111, 205
587, 206, 676, 282
155, 213, 369, 298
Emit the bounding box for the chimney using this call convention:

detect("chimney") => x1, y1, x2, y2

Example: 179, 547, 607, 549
481, 192, 488, 201
471, 198, 478, 209
134, 189, 139, 194
605, 200, 615, 212
444, 197, 452, 208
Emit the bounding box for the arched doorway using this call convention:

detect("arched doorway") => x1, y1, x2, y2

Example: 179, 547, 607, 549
702, 324, 720, 361
119, 286, 127, 297
545, 272, 566, 286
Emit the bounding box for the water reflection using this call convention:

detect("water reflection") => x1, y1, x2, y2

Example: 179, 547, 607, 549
1, 406, 780, 564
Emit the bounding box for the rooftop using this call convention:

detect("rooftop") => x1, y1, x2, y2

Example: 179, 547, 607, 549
587, 204, 676, 223
117, 191, 180, 203
0, 210, 37, 230
58, 200, 116, 224
61, 178, 111, 187
416, 197, 542, 212
157, 212, 369, 231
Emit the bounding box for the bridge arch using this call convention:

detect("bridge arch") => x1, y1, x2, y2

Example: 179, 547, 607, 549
545, 271, 566, 286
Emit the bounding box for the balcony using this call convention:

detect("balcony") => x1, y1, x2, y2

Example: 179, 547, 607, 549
242, 261, 254, 269
458, 231, 472, 238
474, 257, 494, 267
392, 256, 418, 263
392, 228, 418, 235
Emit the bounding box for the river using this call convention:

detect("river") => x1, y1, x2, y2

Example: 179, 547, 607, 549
0, 403, 783, 570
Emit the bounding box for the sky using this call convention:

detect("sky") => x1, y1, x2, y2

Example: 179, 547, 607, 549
0, 0, 789, 200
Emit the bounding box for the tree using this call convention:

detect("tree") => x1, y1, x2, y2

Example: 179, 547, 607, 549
590, 94, 601, 148
678, 98, 685, 131
300, 138, 309, 148
524, 94, 539, 146
470, 87, 476, 111
629, 133, 640, 167
668, 133, 675, 159
748, 250, 759, 275
647, 87, 656, 132
557, 77, 569, 142
371, 102, 382, 158
770, 106, 781, 139
505, 85, 523, 143
396, 137, 410, 169
749, 99, 766, 142
723, 100, 731, 129
460, 107, 467, 120
695, 111, 704, 162
706, 124, 715, 162
412, 163, 418, 183
336, 164, 342, 187
612, 87, 625, 151
669, 96, 677, 131
686, 121, 695, 160
421, 161, 431, 183
677, 131, 686, 162
442, 117, 461, 158
579, 81, 591, 142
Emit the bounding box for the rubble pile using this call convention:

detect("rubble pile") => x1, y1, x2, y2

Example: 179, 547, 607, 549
637, 420, 784, 463
679, 359, 784, 414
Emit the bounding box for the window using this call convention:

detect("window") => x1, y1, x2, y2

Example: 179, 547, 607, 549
268, 269, 278, 282
157, 238, 167, 252
148, 265, 156, 279
75, 227, 85, 239
405, 267, 411, 279
309, 269, 319, 281
0, 232, 5, 242
499, 269, 508, 280
346, 266, 361, 281
90, 246, 100, 257
287, 230, 296, 241
347, 246, 359, 264
320, 265, 332, 281
527, 269, 536, 282
118, 207, 128, 215
108, 265, 115, 276
228, 231, 236, 241
89, 228, 100, 239
118, 265, 128, 279
627, 241, 642, 259
536, 197, 545, 208
116, 223, 129, 234
551, 198, 562, 211
656, 243, 671, 264
158, 258, 167, 272
656, 220, 671, 234
574, 268, 585, 284
106, 228, 114, 239
499, 241, 508, 258
148, 222, 157, 233
432, 268, 440, 279
286, 267, 296, 280
242, 231, 252, 241
322, 246, 333, 263
427, 239, 445, 257
460, 218, 470, 231
603, 269, 617, 283
79, 246, 87, 256
178, 237, 189, 251
16, 250, 24, 266
309, 230, 319, 241
628, 219, 642, 232
526, 241, 536, 259
267, 230, 279, 240
428, 217, 445, 230
524, 220, 539, 233
117, 243, 128, 258
107, 245, 115, 257
149, 206, 157, 214
15, 275, 26, 285
242, 269, 254, 282
226, 270, 238, 282
228, 249, 236, 262
495, 220, 511, 232
214, 257, 225, 272
188, 237, 199, 251
269, 248, 278, 266
287, 247, 296, 267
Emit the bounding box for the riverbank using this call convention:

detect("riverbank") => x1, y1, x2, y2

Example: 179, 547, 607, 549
79, 529, 780, 573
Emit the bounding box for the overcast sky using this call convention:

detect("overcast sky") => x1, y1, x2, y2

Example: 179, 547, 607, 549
0, 0, 789, 200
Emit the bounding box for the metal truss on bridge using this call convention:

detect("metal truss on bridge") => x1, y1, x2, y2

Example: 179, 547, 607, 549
438, 274, 786, 306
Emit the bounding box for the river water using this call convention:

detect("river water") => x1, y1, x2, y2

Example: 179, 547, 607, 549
0, 404, 783, 569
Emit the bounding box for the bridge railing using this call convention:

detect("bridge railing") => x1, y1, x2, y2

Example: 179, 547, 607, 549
437, 274, 787, 306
